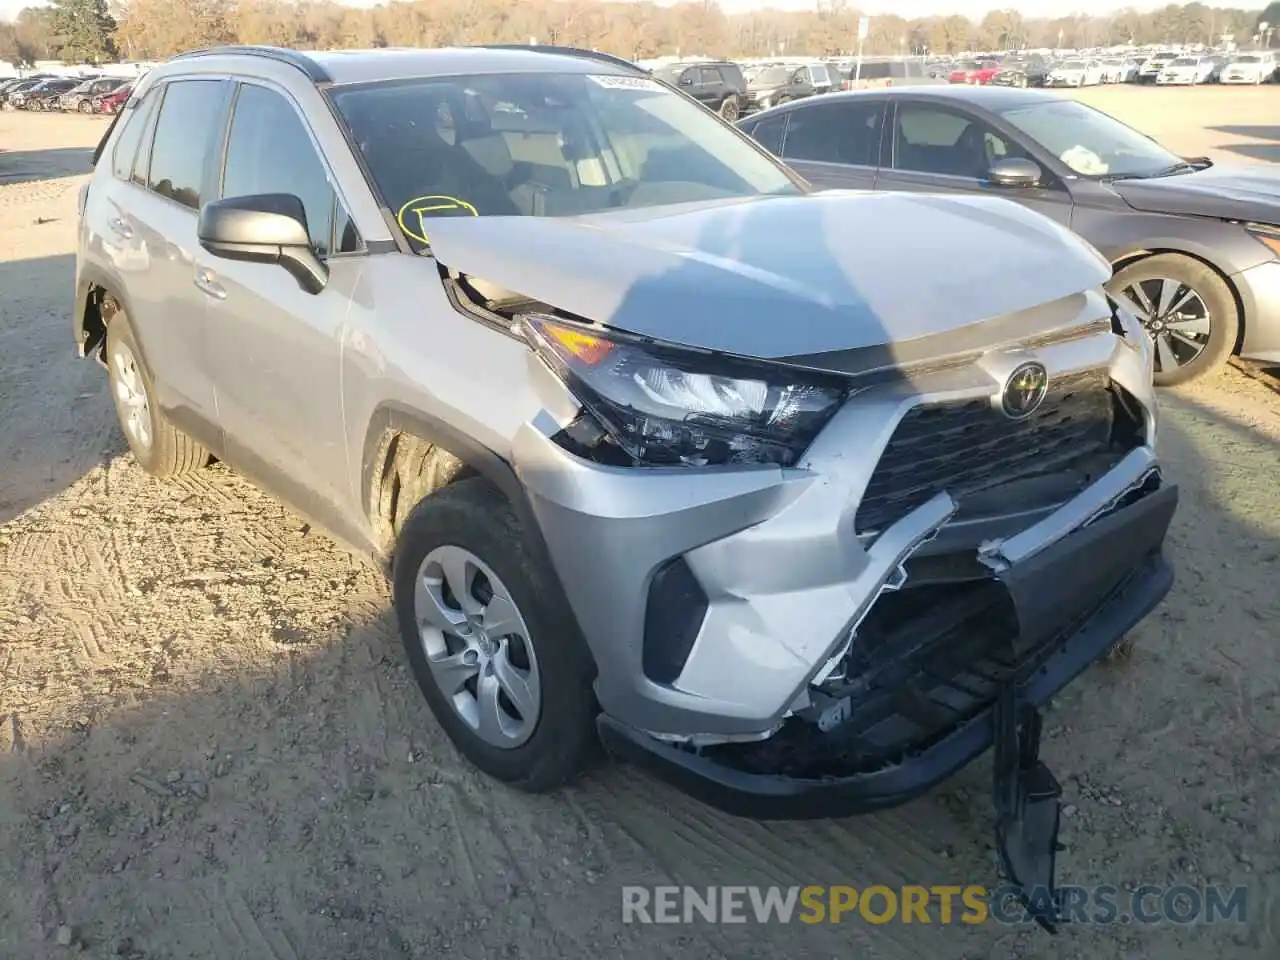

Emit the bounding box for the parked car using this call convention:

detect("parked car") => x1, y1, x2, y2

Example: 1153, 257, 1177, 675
736, 86, 1280, 383
800, 61, 837, 94
1137, 52, 1179, 83
3, 77, 57, 109
990, 56, 1049, 88
19, 77, 81, 110
743, 63, 816, 112
92, 81, 134, 114
59, 76, 123, 113
1046, 59, 1104, 87
1156, 56, 1215, 85
948, 58, 1001, 85
845, 56, 947, 89
1099, 58, 1140, 83
1219, 52, 1276, 84
651, 60, 748, 120
78, 44, 1178, 917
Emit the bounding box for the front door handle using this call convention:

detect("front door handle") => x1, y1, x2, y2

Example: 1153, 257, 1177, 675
194, 268, 226, 300
106, 215, 132, 239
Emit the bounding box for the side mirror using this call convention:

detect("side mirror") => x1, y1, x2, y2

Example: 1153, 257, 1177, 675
679, 75, 693, 86
197, 193, 328, 295
988, 157, 1042, 188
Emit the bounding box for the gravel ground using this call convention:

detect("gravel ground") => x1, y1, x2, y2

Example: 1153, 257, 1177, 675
1, 89, 1278, 959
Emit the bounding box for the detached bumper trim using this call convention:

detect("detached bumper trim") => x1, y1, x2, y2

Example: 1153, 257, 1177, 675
598, 548, 1173, 821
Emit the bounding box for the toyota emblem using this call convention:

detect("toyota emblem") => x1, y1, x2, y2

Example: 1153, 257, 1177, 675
1001, 362, 1049, 419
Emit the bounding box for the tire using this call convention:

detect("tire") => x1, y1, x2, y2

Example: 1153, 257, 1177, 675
104, 305, 211, 477
79, 100, 92, 113
392, 478, 599, 792
718, 95, 740, 121
1107, 253, 1239, 386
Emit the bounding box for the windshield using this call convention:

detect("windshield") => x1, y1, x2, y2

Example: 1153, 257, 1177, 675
329, 72, 800, 245
1000, 99, 1181, 178
751, 67, 791, 87
1169, 58, 1198, 67
810, 65, 831, 84
1232, 55, 1261, 63
1059, 60, 1086, 70
954, 60, 980, 70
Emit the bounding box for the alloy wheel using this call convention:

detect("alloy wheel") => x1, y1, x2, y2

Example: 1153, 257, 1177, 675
1118, 277, 1212, 374
108, 338, 153, 451
720, 97, 740, 121
414, 545, 541, 749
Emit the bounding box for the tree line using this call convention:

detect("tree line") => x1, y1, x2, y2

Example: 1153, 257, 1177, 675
4, 0, 1279, 68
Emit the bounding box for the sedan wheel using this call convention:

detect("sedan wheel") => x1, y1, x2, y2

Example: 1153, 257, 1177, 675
414, 544, 542, 749
1108, 253, 1239, 385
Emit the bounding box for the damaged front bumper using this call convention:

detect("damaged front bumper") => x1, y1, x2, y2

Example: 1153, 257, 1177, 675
598, 481, 1176, 820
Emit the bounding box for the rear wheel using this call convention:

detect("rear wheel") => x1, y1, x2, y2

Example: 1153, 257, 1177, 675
78, 99, 92, 114
1107, 253, 1239, 386
718, 95, 740, 121
105, 306, 211, 477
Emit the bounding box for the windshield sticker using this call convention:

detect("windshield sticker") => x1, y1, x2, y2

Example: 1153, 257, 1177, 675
586, 74, 663, 92
396, 195, 478, 244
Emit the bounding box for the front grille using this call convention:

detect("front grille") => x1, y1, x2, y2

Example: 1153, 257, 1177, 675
854, 368, 1131, 534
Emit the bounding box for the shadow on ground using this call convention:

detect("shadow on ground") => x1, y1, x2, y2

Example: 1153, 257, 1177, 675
0, 254, 120, 524
0, 146, 94, 185
1207, 125, 1280, 163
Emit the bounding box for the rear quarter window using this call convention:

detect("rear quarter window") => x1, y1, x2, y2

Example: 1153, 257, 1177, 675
109, 91, 156, 180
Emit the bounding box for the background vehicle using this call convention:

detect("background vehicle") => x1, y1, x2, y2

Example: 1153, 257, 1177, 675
991, 56, 1049, 88
801, 61, 836, 94
843, 56, 946, 89
1156, 56, 1215, 85
737, 86, 1280, 384
11, 77, 79, 110
743, 63, 816, 111
76, 45, 1175, 913
652, 60, 748, 120
1220, 53, 1276, 84
58, 76, 121, 113
1046, 59, 1104, 87
948, 57, 1001, 84
1137, 52, 1178, 82
1099, 58, 1140, 83
92, 81, 134, 114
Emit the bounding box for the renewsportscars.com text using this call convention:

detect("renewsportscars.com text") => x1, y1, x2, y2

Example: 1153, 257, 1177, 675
621, 884, 1249, 926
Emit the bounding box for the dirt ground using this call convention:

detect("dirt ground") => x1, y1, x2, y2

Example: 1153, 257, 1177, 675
1, 87, 1278, 959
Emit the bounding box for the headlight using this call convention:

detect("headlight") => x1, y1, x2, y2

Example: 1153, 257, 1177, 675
1246, 222, 1280, 259
522, 314, 847, 468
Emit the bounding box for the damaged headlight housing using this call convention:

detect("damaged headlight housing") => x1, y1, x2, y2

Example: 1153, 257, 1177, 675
522, 314, 848, 467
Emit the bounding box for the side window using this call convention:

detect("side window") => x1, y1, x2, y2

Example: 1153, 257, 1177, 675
221, 82, 355, 257
147, 80, 227, 209
678, 68, 697, 87
698, 67, 720, 85
891, 104, 1018, 178
791, 69, 807, 85
110, 90, 156, 181
745, 113, 787, 155
782, 102, 883, 167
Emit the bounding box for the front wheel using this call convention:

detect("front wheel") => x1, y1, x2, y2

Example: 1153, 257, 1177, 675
1107, 254, 1239, 386
392, 479, 599, 792
78, 100, 92, 113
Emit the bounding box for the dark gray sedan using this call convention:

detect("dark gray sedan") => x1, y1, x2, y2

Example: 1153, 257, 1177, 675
737, 86, 1280, 384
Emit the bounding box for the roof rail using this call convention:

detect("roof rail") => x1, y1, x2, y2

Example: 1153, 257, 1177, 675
475, 44, 649, 76
168, 45, 330, 83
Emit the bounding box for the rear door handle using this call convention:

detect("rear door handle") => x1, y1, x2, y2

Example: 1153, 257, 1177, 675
106, 216, 132, 239
194, 268, 226, 300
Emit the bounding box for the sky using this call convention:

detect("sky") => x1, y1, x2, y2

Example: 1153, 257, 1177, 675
1, 0, 1270, 28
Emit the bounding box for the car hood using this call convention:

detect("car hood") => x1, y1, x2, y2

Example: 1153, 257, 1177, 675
424, 191, 1110, 362
1112, 163, 1280, 223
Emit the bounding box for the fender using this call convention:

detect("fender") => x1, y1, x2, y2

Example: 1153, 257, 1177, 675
357, 403, 589, 658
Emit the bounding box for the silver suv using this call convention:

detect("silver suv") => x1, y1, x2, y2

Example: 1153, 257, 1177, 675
75, 44, 1177, 915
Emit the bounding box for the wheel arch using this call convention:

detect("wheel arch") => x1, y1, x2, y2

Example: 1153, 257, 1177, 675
1109, 246, 1247, 356
362, 402, 592, 666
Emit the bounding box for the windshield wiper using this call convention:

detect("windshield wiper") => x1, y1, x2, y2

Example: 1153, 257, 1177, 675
1102, 158, 1210, 182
